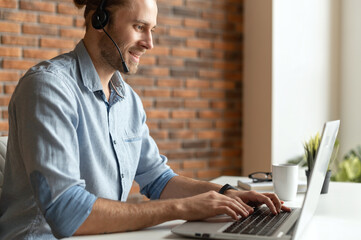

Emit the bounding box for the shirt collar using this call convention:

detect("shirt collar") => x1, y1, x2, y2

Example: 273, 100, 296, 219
75, 40, 125, 98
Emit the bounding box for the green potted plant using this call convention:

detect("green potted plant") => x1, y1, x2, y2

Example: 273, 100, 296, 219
304, 133, 339, 194
332, 146, 361, 182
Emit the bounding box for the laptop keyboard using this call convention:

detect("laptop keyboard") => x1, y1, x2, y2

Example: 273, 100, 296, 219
223, 206, 292, 236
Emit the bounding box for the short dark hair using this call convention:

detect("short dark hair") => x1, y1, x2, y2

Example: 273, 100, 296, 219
73, 0, 130, 28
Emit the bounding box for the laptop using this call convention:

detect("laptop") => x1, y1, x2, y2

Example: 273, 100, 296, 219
172, 120, 340, 240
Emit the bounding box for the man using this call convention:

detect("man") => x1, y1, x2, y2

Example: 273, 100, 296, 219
0, 0, 290, 239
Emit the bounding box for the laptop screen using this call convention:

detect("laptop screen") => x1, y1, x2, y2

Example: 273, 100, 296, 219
292, 120, 340, 240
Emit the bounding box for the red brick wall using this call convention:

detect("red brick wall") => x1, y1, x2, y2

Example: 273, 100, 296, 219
0, 0, 244, 182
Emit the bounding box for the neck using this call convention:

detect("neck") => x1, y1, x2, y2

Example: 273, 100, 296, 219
83, 35, 115, 100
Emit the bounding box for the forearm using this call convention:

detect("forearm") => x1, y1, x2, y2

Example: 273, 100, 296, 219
74, 197, 181, 235
160, 175, 223, 199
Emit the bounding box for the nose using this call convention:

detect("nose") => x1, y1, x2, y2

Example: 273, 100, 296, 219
140, 31, 154, 50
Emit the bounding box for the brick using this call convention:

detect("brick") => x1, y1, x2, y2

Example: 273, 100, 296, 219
157, 78, 183, 88
160, 121, 185, 129
22, 24, 58, 36
186, 79, 210, 88
185, 0, 213, 8
170, 130, 195, 139
222, 149, 242, 158
182, 140, 207, 149
171, 48, 198, 58
212, 81, 235, 90
171, 110, 196, 119
128, 76, 155, 87
0, 0, 17, 8
170, 69, 197, 78
141, 99, 153, 108
197, 130, 222, 139
74, 17, 85, 27
2, 110, 8, 119
184, 18, 210, 28
158, 57, 183, 67
149, 130, 168, 140
139, 55, 156, 66
157, 141, 182, 150
0, 96, 11, 106
188, 120, 213, 129
202, 11, 226, 21
200, 90, 225, 99
145, 109, 169, 119
143, 89, 171, 98
185, 59, 213, 69
213, 61, 241, 71
209, 159, 233, 168
158, 37, 184, 47
4, 84, 16, 94
157, 16, 183, 26
1, 35, 38, 47
173, 89, 198, 98
139, 67, 169, 76
167, 161, 181, 170
147, 46, 170, 56
60, 28, 85, 39
157, 0, 183, 6
23, 49, 59, 59
0, 22, 20, 33
195, 150, 219, 158
2, 59, 37, 70
20, 1, 55, 12
167, 151, 194, 160
199, 50, 224, 60
40, 37, 75, 49
183, 160, 207, 169
0, 71, 19, 81
199, 110, 223, 119
0, 47, 21, 57
184, 100, 209, 109
186, 39, 212, 49
197, 30, 223, 40
196, 169, 222, 180
169, 28, 195, 38
39, 14, 73, 26
173, 7, 199, 18
0, 121, 9, 132
57, 3, 84, 15
213, 41, 238, 51
1, 11, 37, 22
199, 70, 223, 79
155, 99, 182, 108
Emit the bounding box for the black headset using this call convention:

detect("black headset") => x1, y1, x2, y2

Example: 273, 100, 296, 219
91, 0, 129, 73
92, 0, 109, 29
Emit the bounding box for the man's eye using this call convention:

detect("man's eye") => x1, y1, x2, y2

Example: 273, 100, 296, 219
136, 25, 144, 31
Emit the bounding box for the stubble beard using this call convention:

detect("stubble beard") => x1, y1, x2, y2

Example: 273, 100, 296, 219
99, 34, 139, 75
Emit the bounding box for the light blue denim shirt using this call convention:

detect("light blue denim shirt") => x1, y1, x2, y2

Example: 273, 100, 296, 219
0, 41, 176, 239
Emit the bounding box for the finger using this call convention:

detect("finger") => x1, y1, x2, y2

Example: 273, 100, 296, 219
263, 193, 282, 213
217, 206, 239, 220
227, 199, 250, 218
281, 205, 291, 212
234, 197, 254, 214
252, 193, 278, 214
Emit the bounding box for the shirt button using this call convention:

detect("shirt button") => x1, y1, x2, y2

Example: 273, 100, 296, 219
113, 140, 117, 145
121, 174, 124, 178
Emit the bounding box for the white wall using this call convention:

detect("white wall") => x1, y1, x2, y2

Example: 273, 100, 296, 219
339, 0, 361, 158
272, 0, 340, 164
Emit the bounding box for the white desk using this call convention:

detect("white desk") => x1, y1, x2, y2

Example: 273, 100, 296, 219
66, 176, 361, 240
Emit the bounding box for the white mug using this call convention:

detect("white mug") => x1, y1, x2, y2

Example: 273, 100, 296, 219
272, 164, 298, 201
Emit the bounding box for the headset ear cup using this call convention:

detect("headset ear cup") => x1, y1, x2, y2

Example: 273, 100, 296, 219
92, 9, 109, 29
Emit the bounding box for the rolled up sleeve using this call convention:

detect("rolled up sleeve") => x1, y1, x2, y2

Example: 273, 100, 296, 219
14, 72, 95, 237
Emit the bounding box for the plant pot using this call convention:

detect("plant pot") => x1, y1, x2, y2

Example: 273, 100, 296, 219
305, 169, 332, 194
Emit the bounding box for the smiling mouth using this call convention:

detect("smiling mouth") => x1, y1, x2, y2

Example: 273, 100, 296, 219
129, 51, 143, 63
